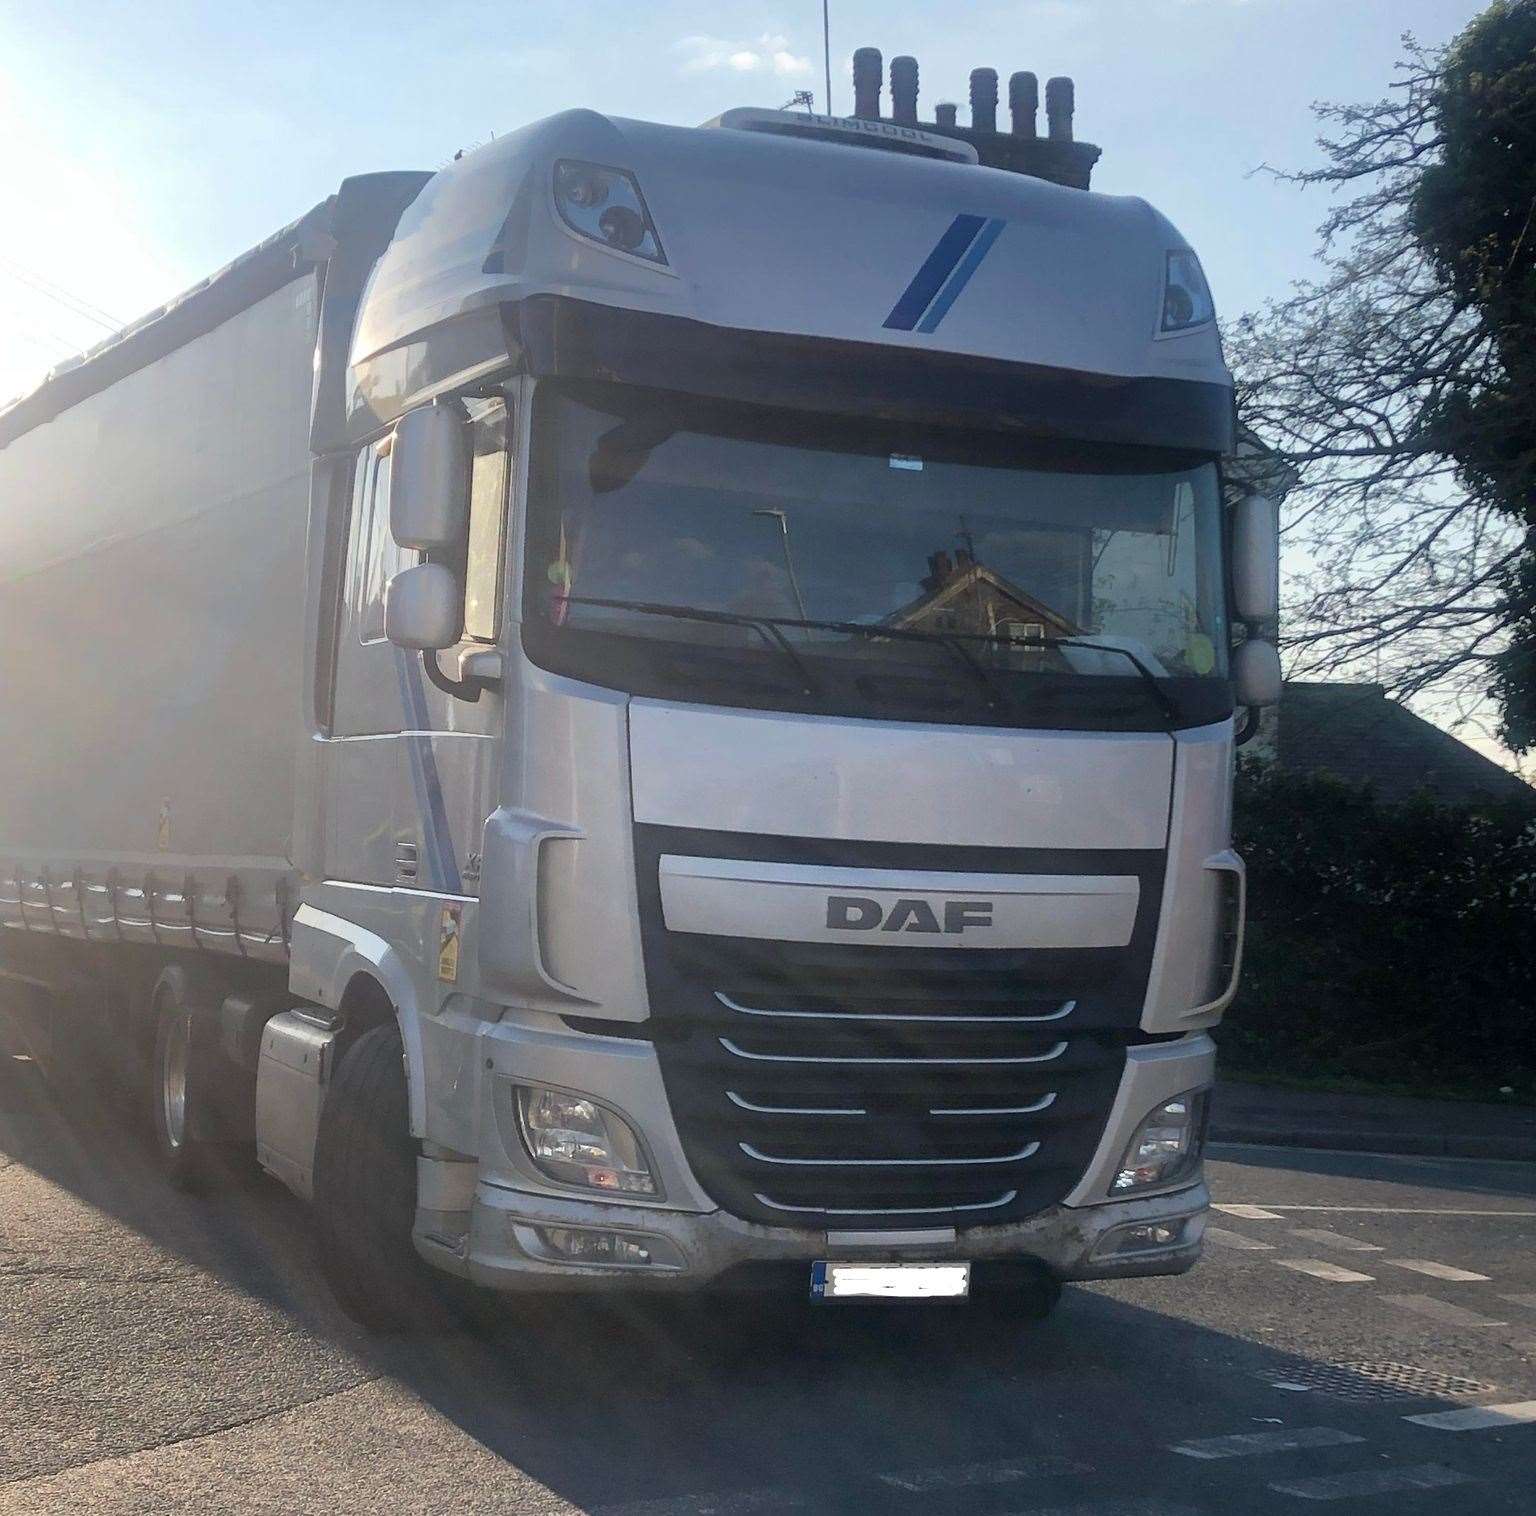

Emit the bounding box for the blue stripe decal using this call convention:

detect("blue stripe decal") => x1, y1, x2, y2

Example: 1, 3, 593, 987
915, 217, 1006, 333
883, 214, 988, 331
393, 649, 462, 894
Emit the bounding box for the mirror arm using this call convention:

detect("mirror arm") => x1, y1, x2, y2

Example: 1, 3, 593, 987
421, 648, 497, 704
1234, 706, 1262, 747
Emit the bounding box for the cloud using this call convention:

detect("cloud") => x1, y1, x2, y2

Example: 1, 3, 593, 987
675, 34, 811, 79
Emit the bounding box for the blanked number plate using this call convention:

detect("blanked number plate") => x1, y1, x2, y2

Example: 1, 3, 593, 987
811, 1261, 970, 1300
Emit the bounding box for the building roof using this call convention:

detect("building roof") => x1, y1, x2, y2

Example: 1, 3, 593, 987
1276, 682, 1535, 811
886, 554, 1077, 638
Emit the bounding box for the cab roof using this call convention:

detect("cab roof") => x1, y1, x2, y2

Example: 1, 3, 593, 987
352, 108, 1230, 394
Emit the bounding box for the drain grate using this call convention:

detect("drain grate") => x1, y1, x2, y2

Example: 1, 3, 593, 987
1266, 1361, 1495, 1403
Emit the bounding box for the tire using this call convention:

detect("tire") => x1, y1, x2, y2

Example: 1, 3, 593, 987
148, 968, 238, 1189
311, 1021, 443, 1333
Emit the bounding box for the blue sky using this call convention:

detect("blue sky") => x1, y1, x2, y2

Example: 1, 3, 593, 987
0, 0, 1485, 404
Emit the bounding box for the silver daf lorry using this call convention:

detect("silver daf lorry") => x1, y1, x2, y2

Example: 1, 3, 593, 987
0, 86, 1281, 1323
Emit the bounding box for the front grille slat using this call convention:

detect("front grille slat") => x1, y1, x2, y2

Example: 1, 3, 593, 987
718, 1035, 1071, 1066
754, 1190, 1021, 1218
929, 1093, 1058, 1116
714, 991, 1077, 1024
739, 1140, 1041, 1167
726, 1091, 868, 1116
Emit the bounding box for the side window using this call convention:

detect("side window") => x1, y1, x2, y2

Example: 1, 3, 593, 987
464, 400, 509, 643
350, 437, 416, 644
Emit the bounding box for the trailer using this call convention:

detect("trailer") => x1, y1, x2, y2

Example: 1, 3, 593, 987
0, 54, 1280, 1324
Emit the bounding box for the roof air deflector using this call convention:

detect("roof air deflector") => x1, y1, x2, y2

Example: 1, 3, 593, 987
701, 107, 979, 165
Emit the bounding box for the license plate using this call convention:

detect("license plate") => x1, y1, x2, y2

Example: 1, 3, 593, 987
811, 1261, 971, 1300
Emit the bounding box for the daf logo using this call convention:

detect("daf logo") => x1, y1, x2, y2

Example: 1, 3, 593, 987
825, 895, 994, 935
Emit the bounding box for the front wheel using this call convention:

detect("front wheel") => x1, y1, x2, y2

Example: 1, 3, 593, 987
312, 1021, 447, 1333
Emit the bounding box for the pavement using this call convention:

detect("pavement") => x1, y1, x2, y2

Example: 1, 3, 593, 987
1213, 1079, 1536, 1162
4, 1052, 1536, 1514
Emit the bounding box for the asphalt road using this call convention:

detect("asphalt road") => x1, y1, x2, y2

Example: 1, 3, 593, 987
3, 1054, 1536, 1515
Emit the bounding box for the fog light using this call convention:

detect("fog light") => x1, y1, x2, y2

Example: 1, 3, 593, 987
1112, 1089, 1210, 1193
1093, 1217, 1190, 1259
536, 1227, 655, 1265
516, 1085, 659, 1197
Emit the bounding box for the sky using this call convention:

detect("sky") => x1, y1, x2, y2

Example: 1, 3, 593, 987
0, 0, 1518, 765
0, 0, 1487, 401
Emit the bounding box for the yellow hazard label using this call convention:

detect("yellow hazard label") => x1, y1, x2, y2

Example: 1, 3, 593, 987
437, 903, 462, 982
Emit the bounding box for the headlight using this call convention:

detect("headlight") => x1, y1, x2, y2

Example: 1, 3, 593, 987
1160, 249, 1214, 332
553, 160, 668, 265
516, 1084, 659, 1196
1112, 1088, 1210, 1193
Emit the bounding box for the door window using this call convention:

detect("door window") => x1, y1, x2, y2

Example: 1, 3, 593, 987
349, 436, 416, 645
463, 400, 509, 643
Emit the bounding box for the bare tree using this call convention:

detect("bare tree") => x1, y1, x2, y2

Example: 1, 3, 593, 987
1227, 35, 1525, 743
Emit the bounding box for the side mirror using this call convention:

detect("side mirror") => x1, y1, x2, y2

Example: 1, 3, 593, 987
391, 403, 470, 551
1232, 637, 1281, 709
1232, 494, 1279, 625
385, 563, 463, 650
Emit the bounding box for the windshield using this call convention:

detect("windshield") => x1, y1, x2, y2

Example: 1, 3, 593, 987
524, 383, 1231, 729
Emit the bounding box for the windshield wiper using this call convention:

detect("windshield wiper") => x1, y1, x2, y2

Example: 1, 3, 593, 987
561, 596, 824, 695
781, 616, 1009, 714
1041, 637, 1179, 727
564, 596, 1010, 712
561, 598, 1178, 726
758, 618, 1178, 725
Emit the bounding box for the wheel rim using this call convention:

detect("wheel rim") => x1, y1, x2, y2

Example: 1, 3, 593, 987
161, 1011, 189, 1151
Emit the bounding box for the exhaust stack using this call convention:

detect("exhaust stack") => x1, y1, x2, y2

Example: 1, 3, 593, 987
846, 46, 1102, 189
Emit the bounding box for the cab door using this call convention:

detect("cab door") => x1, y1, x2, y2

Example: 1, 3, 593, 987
321, 399, 509, 896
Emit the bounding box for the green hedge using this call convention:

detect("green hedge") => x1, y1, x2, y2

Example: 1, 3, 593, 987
1223, 761, 1536, 1089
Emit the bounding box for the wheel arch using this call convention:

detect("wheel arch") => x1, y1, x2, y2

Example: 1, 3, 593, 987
144, 957, 226, 1054
289, 904, 429, 1136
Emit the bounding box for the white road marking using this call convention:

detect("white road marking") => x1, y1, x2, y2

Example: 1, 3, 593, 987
1001, 1502, 1198, 1516
1170, 1426, 1363, 1460
594, 1491, 812, 1515
1268, 1464, 1475, 1500
1380, 1293, 1507, 1327
1205, 1226, 1274, 1251
1288, 1227, 1382, 1253
1273, 1259, 1375, 1283
1212, 1204, 1285, 1220
1383, 1259, 1490, 1282
878, 1455, 1089, 1492
1207, 1206, 1536, 1216
1405, 1400, 1536, 1431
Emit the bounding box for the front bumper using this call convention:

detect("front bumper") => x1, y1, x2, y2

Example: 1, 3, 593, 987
421, 1176, 1208, 1293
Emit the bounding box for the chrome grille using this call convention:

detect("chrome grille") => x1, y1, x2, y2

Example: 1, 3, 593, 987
651, 986, 1128, 1227
633, 827, 1161, 1231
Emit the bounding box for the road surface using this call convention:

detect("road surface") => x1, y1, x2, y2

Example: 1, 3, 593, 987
3, 1054, 1534, 1514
